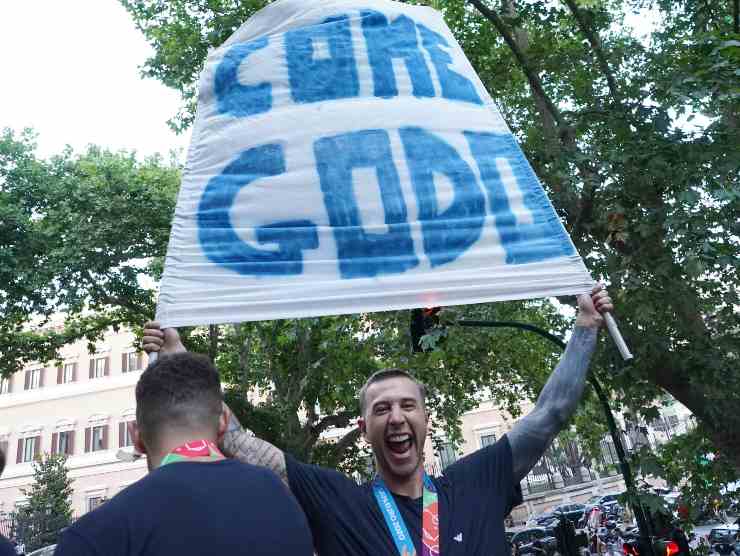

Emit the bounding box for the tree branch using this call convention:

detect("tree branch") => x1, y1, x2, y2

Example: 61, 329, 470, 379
333, 427, 362, 460
313, 410, 356, 437
562, 0, 621, 103
83, 271, 144, 316
468, 0, 565, 127
468, 0, 602, 238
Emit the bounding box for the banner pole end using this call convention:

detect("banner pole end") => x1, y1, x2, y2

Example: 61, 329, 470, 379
603, 312, 633, 362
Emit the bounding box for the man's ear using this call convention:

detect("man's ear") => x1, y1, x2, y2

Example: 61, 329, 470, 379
216, 403, 231, 442
129, 421, 147, 456
357, 417, 367, 438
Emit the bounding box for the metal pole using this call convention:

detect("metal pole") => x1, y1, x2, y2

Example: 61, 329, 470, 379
457, 319, 654, 556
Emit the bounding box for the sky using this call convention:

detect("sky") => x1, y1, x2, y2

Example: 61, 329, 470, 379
0, 0, 189, 159
0, 1, 665, 162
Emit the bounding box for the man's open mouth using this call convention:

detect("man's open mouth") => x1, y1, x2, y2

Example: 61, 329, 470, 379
386, 433, 413, 454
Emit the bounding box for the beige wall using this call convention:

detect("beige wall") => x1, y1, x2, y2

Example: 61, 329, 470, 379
0, 327, 148, 515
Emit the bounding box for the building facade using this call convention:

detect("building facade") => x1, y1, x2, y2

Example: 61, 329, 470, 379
0, 327, 147, 516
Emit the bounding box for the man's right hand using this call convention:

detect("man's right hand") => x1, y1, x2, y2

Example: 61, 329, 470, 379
142, 321, 187, 355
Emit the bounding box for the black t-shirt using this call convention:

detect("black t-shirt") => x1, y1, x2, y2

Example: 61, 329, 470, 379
0, 535, 14, 556
54, 459, 313, 556
287, 435, 522, 556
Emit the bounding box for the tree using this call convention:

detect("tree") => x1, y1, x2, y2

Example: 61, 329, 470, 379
0, 129, 181, 377
13, 453, 74, 552
118, 0, 740, 471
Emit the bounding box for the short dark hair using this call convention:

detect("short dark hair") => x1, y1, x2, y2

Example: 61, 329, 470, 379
0, 445, 5, 476
358, 368, 427, 416
135, 353, 223, 452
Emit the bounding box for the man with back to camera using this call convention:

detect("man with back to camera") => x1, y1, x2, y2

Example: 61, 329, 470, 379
0, 449, 17, 556
144, 285, 613, 556
53, 352, 313, 556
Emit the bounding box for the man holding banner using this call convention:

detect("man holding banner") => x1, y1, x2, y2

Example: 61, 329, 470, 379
143, 0, 629, 553
143, 284, 612, 556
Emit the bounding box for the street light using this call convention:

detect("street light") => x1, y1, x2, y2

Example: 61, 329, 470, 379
411, 309, 655, 556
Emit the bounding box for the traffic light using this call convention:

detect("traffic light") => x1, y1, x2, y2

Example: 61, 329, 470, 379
410, 307, 442, 352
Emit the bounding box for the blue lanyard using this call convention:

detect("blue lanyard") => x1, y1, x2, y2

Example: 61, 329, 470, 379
373, 474, 437, 556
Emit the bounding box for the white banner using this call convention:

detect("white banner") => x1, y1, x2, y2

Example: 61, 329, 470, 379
156, 0, 593, 327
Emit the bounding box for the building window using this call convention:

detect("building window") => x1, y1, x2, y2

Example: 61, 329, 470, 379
87, 496, 105, 512
122, 352, 143, 373
18, 437, 39, 463
91, 426, 106, 451
480, 433, 497, 448
0, 378, 10, 394
94, 358, 106, 378
89, 357, 109, 379
53, 431, 74, 456
438, 442, 457, 469
24, 369, 43, 390
118, 421, 134, 448
62, 363, 76, 384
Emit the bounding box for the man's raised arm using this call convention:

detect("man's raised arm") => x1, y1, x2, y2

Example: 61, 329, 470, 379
143, 323, 288, 482
507, 285, 613, 482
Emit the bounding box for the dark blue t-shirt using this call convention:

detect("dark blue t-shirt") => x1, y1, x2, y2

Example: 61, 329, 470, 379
54, 459, 313, 556
287, 435, 522, 556
0, 535, 14, 556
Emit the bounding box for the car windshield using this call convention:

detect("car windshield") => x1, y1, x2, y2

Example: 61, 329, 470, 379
709, 529, 734, 541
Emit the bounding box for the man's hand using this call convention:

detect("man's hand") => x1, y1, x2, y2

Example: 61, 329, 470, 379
142, 321, 186, 355
575, 284, 613, 329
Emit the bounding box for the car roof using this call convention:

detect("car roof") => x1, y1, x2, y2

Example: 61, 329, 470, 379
711, 525, 739, 532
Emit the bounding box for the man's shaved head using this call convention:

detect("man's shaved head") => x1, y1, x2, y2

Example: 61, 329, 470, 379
135, 353, 223, 453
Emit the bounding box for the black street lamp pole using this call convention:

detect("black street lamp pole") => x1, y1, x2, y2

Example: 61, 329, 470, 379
456, 319, 655, 555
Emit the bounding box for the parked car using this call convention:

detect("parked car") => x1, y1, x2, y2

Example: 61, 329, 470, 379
509, 527, 558, 556
708, 525, 739, 544
552, 503, 586, 525
708, 525, 739, 556
584, 493, 622, 514
534, 511, 557, 527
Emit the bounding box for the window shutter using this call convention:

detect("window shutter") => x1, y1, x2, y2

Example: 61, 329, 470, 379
121, 353, 128, 373
73, 363, 78, 382
24, 371, 30, 390
85, 427, 91, 453
137, 353, 143, 370
57, 366, 63, 385
33, 436, 40, 459
89, 360, 95, 379
16, 439, 23, 463
39, 368, 45, 387
104, 357, 110, 376
51, 433, 58, 454
68, 431, 75, 455
119, 422, 125, 448
102, 425, 109, 449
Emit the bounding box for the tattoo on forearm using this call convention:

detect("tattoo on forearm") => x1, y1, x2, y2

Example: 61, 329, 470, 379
223, 415, 287, 482
507, 326, 598, 482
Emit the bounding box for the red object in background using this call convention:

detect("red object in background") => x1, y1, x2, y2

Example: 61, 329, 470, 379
665, 541, 680, 556
623, 544, 639, 556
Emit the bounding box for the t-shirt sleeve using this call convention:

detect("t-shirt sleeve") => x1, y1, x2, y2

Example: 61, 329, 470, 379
442, 434, 523, 515
54, 528, 99, 556
285, 454, 362, 532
